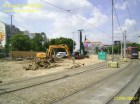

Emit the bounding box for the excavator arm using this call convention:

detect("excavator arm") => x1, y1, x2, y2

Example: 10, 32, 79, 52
47, 44, 71, 57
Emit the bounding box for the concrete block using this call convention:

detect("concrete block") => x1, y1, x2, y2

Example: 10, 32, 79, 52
123, 58, 128, 62
107, 61, 112, 67
110, 62, 119, 68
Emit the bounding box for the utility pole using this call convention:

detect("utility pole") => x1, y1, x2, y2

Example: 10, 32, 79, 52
78, 29, 84, 55
72, 32, 74, 54
10, 15, 13, 51
124, 30, 127, 58
112, 0, 114, 61
121, 39, 123, 57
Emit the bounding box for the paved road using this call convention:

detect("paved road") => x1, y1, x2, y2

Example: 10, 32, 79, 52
55, 59, 140, 104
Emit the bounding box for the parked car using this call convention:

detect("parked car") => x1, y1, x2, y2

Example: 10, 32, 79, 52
56, 52, 67, 58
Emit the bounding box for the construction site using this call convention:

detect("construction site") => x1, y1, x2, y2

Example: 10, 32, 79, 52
1, 32, 140, 104
0, 0, 140, 104
0, 54, 105, 82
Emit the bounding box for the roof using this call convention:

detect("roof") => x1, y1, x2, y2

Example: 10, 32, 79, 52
126, 46, 138, 50
84, 39, 90, 43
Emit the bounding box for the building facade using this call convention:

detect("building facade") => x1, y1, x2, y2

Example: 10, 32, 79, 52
0, 21, 48, 48
0, 21, 6, 48
0, 21, 22, 48
83, 39, 103, 54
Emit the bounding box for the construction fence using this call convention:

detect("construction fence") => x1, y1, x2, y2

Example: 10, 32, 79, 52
9, 51, 43, 58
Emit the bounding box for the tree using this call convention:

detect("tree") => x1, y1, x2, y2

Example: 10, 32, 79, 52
4, 38, 11, 53
30, 33, 45, 51
12, 33, 31, 51
45, 37, 76, 53
127, 42, 140, 51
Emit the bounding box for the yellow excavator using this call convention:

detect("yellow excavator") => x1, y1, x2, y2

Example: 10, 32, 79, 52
36, 44, 71, 58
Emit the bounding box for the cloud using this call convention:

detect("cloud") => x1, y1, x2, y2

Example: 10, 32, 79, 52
0, 11, 9, 22
4, 0, 139, 46
114, 2, 126, 10
122, 19, 136, 31
115, 19, 136, 34
114, 18, 138, 43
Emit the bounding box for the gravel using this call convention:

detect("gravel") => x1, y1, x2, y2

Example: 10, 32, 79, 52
0, 56, 128, 104
0, 60, 129, 104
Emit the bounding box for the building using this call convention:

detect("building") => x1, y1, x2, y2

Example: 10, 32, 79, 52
114, 41, 121, 45
0, 21, 22, 48
83, 39, 103, 54
0, 21, 48, 50
0, 21, 6, 48
22, 30, 30, 36
22, 31, 48, 40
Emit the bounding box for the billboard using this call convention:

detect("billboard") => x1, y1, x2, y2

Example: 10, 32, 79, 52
0, 22, 6, 47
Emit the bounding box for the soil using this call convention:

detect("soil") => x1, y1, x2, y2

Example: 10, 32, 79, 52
0, 55, 105, 83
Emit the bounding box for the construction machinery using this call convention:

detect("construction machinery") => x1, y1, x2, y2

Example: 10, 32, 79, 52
24, 44, 71, 70
36, 44, 71, 58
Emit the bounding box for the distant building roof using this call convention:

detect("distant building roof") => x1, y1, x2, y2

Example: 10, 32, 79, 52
84, 39, 90, 43
83, 39, 103, 47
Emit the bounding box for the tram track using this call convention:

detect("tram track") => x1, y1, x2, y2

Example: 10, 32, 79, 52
0, 56, 133, 104
52, 59, 133, 104
0, 56, 119, 87
0, 61, 109, 95
0, 57, 121, 96
106, 59, 140, 104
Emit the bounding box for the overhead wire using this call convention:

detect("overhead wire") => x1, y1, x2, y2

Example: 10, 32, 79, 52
41, 0, 70, 12
123, 0, 137, 33
112, 1, 137, 38
68, 11, 111, 35
40, 0, 111, 36
113, 2, 124, 36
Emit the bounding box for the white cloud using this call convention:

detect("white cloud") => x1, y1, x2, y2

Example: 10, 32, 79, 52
88, 11, 109, 27
114, 2, 126, 10
122, 19, 136, 31
0, 11, 9, 22
115, 19, 136, 34
114, 19, 138, 43
1, 0, 123, 46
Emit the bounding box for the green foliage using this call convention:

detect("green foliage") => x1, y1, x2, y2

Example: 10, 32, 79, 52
12, 33, 31, 51
45, 37, 76, 53
4, 33, 76, 54
30, 33, 45, 51
95, 47, 100, 54
105, 42, 140, 54
4, 38, 11, 53
127, 43, 140, 51
105, 45, 121, 54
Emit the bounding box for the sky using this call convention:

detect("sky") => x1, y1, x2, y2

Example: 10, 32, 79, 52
0, 0, 140, 48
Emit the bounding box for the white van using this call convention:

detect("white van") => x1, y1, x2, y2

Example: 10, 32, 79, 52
56, 52, 67, 58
